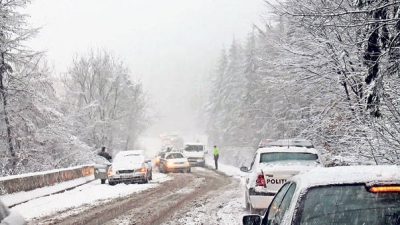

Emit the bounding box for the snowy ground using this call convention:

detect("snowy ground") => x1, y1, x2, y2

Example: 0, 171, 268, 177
5, 173, 172, 221
2, 157, 250, 224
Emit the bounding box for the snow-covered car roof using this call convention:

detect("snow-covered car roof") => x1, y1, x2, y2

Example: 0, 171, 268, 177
292, 165, 400, 189
257, 146, 320, 154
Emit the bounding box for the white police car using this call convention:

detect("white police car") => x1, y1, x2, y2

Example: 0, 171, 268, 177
240, 139, 324, 214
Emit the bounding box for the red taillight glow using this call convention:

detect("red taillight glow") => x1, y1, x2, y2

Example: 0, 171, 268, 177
140, 167, 146, 172
256, 173, 266, 188
369, 186, 400, 193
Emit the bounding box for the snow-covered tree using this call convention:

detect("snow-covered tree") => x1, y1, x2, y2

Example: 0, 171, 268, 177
62, 49, 151, 153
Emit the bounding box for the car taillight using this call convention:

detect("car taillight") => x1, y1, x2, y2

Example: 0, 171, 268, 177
256, 173, 266, 188
140, 167, 146, 172
369, 186, 400, 193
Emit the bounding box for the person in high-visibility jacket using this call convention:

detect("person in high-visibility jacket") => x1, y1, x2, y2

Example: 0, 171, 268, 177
213, 145, 219, 170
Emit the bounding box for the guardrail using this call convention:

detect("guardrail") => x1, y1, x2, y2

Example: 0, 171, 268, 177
0, 165, 95, 195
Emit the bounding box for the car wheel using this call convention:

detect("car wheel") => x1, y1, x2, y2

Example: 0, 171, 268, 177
101, 179, 106, 184
109, 181, 116, 186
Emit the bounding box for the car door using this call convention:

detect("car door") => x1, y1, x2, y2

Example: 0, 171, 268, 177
269, 183, 296, 225
262, 182, 295, 225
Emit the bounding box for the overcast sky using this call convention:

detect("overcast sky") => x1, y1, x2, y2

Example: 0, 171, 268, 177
25, 0, 265, 139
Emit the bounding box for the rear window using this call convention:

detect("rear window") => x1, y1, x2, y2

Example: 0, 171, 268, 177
296, 184, 400, 225
166, 153, 184, 159
184, 145, 204, 151
260, 152, 318, 163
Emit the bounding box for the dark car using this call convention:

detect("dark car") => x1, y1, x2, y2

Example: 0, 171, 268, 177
243, 165, 400, 225
155, 151, 166, 168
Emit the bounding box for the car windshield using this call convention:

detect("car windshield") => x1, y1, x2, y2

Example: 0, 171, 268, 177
114, 154, 144, 163
166, 153, 184, 159
260, 152, 318, 163
184, 145, 203, 152
297, 184, 400, 225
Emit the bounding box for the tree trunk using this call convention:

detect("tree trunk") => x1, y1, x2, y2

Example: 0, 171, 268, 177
0, 52, 14, 158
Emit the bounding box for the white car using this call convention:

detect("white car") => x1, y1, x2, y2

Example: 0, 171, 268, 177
241, 141, 323, 214
108, 150, 152, 185
242, 165, 400, 225
159, 152, 191, 173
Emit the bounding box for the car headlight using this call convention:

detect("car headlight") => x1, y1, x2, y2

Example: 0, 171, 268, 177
108, 168, 114, 175
185, 161, 190, 166
166, 161, 174, 168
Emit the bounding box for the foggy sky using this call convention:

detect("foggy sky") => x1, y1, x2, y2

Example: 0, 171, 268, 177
25, 0, 265, 138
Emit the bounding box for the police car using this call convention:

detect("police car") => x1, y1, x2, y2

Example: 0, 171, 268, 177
240, 139, 324, 214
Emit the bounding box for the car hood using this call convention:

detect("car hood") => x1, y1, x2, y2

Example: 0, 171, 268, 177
112, 162, 143, 170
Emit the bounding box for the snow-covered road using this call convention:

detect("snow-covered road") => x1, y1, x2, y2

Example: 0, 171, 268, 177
3, 161, 250, 224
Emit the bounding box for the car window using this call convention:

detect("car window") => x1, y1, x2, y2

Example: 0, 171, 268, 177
295, 184, 400, 225
260, 152, 318, 163
184, 145, 203, 151
166, 153, 184, 159
270, 183, 296, 225
263, 183, 291, 225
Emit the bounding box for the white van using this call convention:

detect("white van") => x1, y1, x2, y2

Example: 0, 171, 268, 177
182, 142, 206, 167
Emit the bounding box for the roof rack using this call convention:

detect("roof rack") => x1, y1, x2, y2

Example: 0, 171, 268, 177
258, 139, 314, 148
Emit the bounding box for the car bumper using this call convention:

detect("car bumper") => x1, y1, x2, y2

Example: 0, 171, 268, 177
187, 158, 205, 166
249, 188, 276, 209
165, 164, 190, 172
109, 172, 146, 183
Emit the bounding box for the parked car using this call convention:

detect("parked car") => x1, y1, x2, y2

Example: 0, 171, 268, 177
108, 150, 152, 185
240, 140, 323, 214
242, 165, 400, 225
0, 199, 27, 225
159, 151, 191, 173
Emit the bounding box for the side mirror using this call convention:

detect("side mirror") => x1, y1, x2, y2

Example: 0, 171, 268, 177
242, 215, 261, 225
240, 166, 249, 172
